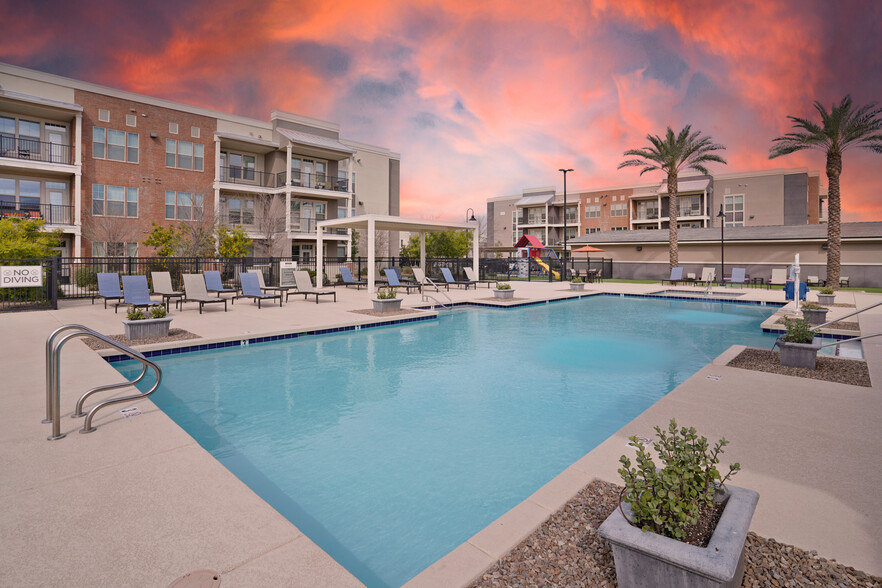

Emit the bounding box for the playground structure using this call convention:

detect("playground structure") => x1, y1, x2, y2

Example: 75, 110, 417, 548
513, 235, 562, 279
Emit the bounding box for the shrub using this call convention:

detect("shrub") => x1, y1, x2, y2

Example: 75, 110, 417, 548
496, 282, 512, 290
571, 276, 584, 283
150, 305, 167, 319
800, 302, 823, 310
782, 317, 814, 343
74, 266, 99, 289
618, 419, 741, 541
376, 287, 397, 300
126, 307, 146, 321
819, 286, 834, 295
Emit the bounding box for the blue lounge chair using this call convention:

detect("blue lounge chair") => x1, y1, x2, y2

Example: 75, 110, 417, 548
728, 268, 747, 288
384, 268, 421, 293
237, 272, 282, 308
203, 270, 235, 297
121, 275, 163, 314
95, 272, 123, 310
441, 267, 476, 290
340, 266, 367, 289
663, 267, 684, 285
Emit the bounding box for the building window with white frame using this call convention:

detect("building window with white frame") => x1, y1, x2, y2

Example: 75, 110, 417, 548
724, 195, 744, 227
165, 191, 203, 221
219, 195, 253, 225
167, 139, 204, 171
92, 185, 138, 217
93, 127, 138, 163
610, 202, 627, 217
585, 204, 600, 218
92, 241, 138, 257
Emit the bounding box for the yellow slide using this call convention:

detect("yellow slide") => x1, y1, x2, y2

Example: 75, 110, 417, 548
535, 258, 560, 279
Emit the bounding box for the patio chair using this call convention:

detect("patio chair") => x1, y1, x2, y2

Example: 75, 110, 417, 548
685, 272, 697, 283
440, 267, 476, 290
181, 274, 228, 313
384, 268, 421, 293
663, 267, 684, 285
805, 275, 824, 287
203, 270, 236, 298
768, 268, 787, 289
839, 276, 850, 287
151, 271, 184, 311
121, 275, 163, 314
699, 267, 716, 287
464, 267, 493, 288
95, 272, 124, 310
412, 267, 440, 292
727, 268, 747, 288
290, 270, 337, 303
237, 272, 282, 308
248, 269, 292, 295
340, 266, 367, 289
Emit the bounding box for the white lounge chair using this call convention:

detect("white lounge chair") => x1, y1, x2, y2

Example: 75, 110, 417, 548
290, 270, 337, 303
151, 271, 184, 311
181, 274, 228, 313
699, 267, 716, 287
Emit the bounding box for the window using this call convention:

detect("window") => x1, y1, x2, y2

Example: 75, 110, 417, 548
585, 227, 599, 234
165, 191, 204, 221
290, 157, 328, 188
724, 195, 744, 227
92, 185, 138, 217
636, 201, 659, 220
610, 203, 627, 217
220, 196, 253, 225
167, 139, 204, 171
337, 244, 347, 258
585, 205, 600, 218
679, 195, 701, 217
126, 114, 136, 127
191, 126, 200, 138
93, 127, 138, 162
221, 151, 254, 180
98, 109, 110, 123
92, 242, 137, 257
611, 226, 627, 231
169, 122, 179, 134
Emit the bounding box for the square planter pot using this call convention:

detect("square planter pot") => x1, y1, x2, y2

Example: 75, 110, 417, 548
122, 317, 172, 340
372, 298, 402, 313
816, 293, 835, 306
777, 336, 821, 369
801, 308, 828, 325
598, 485, 759, 588
493, 289, 515, 299
569, 282, 586, 291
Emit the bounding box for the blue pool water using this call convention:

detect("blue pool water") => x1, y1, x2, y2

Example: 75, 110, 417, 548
115, 296, 777, 587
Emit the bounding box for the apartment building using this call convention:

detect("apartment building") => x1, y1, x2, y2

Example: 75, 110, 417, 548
0, 62, 400, 259
486, 168, 823, 251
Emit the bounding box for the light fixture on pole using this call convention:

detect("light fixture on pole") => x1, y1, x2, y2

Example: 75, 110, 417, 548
559, 168, 573, 280
465, 207, 477, 222
717, 204, 726, 285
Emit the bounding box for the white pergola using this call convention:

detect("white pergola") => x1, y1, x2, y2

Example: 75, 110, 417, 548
315, 214, 479, 289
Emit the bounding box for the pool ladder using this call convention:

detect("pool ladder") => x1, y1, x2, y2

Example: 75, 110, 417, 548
44, 324, 162, 440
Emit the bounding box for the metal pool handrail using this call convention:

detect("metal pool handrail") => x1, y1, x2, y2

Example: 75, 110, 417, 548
45, 324, 162, 440
809, 300, 882, 332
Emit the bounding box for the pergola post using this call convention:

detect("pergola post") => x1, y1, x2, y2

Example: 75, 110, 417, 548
367, 216, 376, 291
472, 226, 479, 278
316, 226, 324, 287
419, 232, 426, 271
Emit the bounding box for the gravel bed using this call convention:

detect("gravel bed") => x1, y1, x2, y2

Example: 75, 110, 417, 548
727, 348, 871, 386
775, 317, 860, 331
81, 328, 201, 350
471, 479, 881, 587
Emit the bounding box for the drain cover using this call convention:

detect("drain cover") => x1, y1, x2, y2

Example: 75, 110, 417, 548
168, 569, 221, 587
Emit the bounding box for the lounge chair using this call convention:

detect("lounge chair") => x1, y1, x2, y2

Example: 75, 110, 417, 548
203, 270, 236, 298
340, 266, 367, 289
151, 271, 184, 311
290, 270, 337, 303
464, 267, 493, 288
384, 268, 421, 293
181, 274, 228, 313
727, 268, 747, 288
699, 267, 716, 287
663, 267, 684, 285
805, 275, 824, 287
248, 269, 292, 295
685, 272, 697, 283
441, 267, 476, 290
95, 272, 124, 310
121, 275, 163, 314
412, 267, 440, 292
768, 268, 787, 289
839, 276, 850, 287
237, 272, 282, 308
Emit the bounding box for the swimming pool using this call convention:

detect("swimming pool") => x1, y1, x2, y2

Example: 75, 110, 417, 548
115, 296, 778, 587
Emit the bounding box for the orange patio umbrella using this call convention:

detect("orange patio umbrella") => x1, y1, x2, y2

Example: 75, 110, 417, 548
571, 245, 605, 253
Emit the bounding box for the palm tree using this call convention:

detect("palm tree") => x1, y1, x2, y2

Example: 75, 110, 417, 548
619, 126, 727, 270
770, 96, 882, 289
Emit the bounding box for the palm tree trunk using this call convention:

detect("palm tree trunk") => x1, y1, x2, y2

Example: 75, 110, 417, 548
667, 174, 679, 269
826, 152, 842, 290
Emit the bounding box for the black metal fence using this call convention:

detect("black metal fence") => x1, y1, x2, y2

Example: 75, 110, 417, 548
0, 257, 59, 312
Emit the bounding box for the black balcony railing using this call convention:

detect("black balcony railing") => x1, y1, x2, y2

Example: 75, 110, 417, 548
0, 134, 74, 165
286, 171, 349, 192
0, 202, 75, 225
219, 166, 280, 188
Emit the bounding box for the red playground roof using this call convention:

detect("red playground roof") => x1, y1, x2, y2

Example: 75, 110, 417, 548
514, 234, 545, 248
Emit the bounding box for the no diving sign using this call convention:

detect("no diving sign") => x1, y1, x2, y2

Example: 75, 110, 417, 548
0, 266, 42, 288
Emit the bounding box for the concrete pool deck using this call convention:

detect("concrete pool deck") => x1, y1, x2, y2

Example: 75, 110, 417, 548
1, 280, 879, 586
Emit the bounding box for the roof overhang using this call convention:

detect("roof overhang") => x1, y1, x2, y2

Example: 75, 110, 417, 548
277, 127, 356, 160
317, 214, 475, 233
0, 89, 82, 120
657, 179, 710, 194
214, 132, 280, 154
515, 193, 555, 207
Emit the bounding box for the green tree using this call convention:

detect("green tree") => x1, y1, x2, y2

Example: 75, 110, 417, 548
770, 96, 882, 289
619, 125, 727, 270
0, 217, 63, 258
217, 225, 252, 258
350, 229, 359, 258
142, 222, 182, 257
399, 230, 471, 258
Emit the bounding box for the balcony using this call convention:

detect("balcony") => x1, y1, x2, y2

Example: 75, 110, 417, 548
0, 134, 74, 165
219, 166, 280, 188
0, 202, 74, 225
634, 213, 659, 221
285, 170, 350, 193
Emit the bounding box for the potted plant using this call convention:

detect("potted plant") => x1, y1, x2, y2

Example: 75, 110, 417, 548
598, 419, 758, 588
816, 286, 836, 306
493, 282, 515, 299
800, 302, 828, 325
776, 317, 821, 369
569, 276, 586, 291
372, 287, 402, 313
122, 305, 172, 340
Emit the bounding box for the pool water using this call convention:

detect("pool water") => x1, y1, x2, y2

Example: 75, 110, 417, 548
115, 296, 777, 587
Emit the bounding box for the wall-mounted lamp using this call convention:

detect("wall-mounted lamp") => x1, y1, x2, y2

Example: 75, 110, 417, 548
636, 246, 643, 251
141, 113, 147, 117
149, 132, 158, 139
130, 108, 136, 112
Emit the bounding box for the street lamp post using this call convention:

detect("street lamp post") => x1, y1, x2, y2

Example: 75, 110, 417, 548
559, 168, 573, 280
465, 208, 476, 222
717, 204, 726, 285
466, 208, 478, 279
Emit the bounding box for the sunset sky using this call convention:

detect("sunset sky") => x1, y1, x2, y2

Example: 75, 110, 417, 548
1, 0, 880, 222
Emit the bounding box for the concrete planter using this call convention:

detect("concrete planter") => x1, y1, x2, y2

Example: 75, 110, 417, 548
372, 298, 402, 313
122, 317, 172, 340
801, 308, 828, 325
817, 293, 836, 306
599, 485, 759, 588
493, 289, 515, 299
569, 282, 586, 291
777, 336, 821, 369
